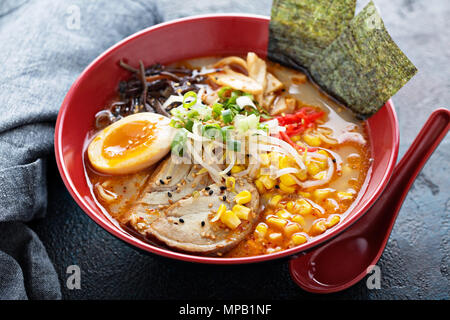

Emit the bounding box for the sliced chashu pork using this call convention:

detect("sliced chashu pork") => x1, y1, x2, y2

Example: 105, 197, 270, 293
126, 156, 212, 227
149, 178, 260, 254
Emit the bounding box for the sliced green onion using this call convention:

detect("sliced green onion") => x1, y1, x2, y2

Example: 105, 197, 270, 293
169, 119, 184, 128
171, 129, 188, 156
212, 103, 223, 117
258, 123, 269, 133
187, 109, 199, 119
226, 91, 240, 106
221, 109, 234, 124
185, 119, 194, 132
234, 114, 260, 133
236, 95, 257, 111
221, 126, 234, 142
182, 91, 197, 109
202, 124, 222, 140
227, 139, 241, 152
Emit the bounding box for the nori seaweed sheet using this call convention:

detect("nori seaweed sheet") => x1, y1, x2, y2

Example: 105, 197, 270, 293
309, 1, 418, 118
268, 0, 418, 119
269, 0, 356, 68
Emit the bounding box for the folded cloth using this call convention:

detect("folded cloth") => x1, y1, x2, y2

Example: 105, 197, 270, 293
0, 0, 161, 299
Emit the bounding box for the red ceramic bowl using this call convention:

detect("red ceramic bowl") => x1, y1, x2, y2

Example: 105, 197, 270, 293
55, 14, 399, 264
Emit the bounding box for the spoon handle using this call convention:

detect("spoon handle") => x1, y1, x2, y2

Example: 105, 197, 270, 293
383, 108, 450, 208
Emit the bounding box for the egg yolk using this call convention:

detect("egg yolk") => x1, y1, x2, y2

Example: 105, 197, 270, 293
102, 120, 156, 160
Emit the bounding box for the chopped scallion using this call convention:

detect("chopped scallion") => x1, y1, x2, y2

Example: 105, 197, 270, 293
182, 91, 197, 109
222, 109, 234, 124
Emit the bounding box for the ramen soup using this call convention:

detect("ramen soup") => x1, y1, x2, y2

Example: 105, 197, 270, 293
85, 53, 371, 257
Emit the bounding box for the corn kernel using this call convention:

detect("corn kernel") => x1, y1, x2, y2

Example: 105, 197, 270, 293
280, 173, 297, 186
312, 171, 327, 180
279, 182, 296, 194
279, 156, 293, 169
291, 135, 301, 142
295, 169, 307, 181
317, 150, 329, 157
296, 199, 313, 215
297, 191, 311, 198
303, 133, 321, 147
286, 201, 295, 212
268, 232, 283, 243
235, 190, 252, 204
317, 150, 329, 170
259, 153, 270, 167
220, 210, 241, 229
255, 223, 268, 237
258, 175, 277, 189
318, 162, 328, 170
292, 215, 306, 228
232, 204, 251, 220
262, 195, 274, 205
325, 215, 341, 228
269, 195, 282, 207
269, 152, 280, 163
313, 188, 333, 201
337, 191, 354, 201
284, 223, 301, 237
291, 233, 307, 245
276, 209, 291, 219
211, 203, 227, 222
310, 220, 327, 236
306, 162, 321, 176
255, 180, 265, 193
267, 217, 288, 230
226, 177, 235, 191
231, 165, 245, 174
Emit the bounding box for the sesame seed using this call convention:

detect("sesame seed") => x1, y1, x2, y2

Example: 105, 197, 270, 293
208, 190, 214, 195
179, 218, 184, 223
201, 221, 205, 227
221, 195, 227, 201
205, 186, 210, 191
167, 192, 172, 197
275, 185, 280, 189
159, 179, 165, 185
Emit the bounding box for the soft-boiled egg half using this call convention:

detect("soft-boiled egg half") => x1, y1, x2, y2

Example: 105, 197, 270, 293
88, 112, 176, 175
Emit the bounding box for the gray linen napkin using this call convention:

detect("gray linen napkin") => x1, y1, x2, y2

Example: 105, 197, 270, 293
0, 0, 161, 300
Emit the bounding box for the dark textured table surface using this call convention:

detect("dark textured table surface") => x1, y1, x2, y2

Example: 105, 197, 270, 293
31, 0, 449, 299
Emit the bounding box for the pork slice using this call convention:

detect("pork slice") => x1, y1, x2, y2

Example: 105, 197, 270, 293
126, 156, 212, 230
148, 178, 260, 255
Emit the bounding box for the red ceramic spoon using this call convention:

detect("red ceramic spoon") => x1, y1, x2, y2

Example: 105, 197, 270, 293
289, 108, 450, 293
